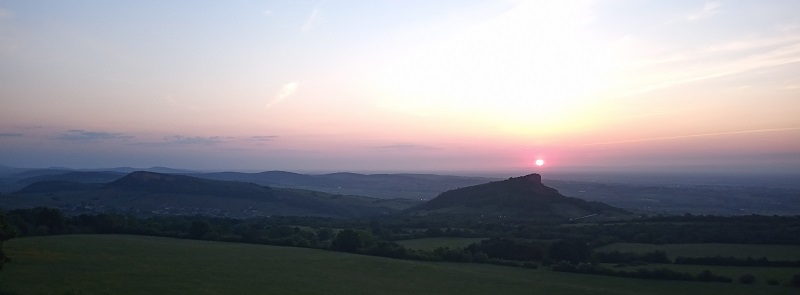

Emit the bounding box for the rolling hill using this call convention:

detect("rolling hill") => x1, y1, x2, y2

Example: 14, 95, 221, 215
1, 171, 420, 218
15, 171, 125, 187
409, 174, 627, 220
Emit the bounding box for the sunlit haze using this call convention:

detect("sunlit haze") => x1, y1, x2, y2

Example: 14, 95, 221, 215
1, 1, 799, 174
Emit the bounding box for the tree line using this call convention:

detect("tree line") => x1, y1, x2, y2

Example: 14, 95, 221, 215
552, 261, 734, 283
3, 207, 800, 287
0, 207, 589, 268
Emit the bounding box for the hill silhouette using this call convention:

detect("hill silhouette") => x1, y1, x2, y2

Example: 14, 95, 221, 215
16, 180, 101, 194
108, 171, 275, 200
16, 171, 125, 187
411, 174, 626, 220
7, 171, 419, 218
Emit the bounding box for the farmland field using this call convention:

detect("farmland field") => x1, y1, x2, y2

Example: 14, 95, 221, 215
597, 243, 800, 260
1, 235, 798, 295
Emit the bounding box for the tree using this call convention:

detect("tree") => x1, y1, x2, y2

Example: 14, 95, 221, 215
0, 211, 16, 270
34, 207, 66, 234
189, 221, 211, 239
547, 239, 589, 263
331, 229, 362, 252
316, 228, 334, 241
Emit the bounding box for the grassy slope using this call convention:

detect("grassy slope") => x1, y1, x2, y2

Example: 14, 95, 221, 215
0, 235, 796, 295
597, 243, 800, 260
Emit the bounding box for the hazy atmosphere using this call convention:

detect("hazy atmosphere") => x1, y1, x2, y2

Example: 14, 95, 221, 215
1, 0, 799, 173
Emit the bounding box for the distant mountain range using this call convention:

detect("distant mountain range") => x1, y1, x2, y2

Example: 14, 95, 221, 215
2, 171, 630, 221
2, 171, 420, 218
0, 168, 494, 200
408, 174, 627, 220
2, 166, 798, 216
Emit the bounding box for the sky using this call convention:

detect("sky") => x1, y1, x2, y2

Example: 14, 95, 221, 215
1, 0, 799, 174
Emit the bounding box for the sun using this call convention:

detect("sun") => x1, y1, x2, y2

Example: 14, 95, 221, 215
535, 159, 544, 166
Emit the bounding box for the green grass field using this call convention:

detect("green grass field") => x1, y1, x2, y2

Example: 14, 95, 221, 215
1, 235, 798, 295
597, 243, 800, 260
395, 237, 486, 250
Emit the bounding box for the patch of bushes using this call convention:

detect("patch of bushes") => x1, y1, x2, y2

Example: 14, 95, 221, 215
738, 273, 755, 284
552, 261, 732, 283
791, 274, 800, 288
675, 255, 800, 267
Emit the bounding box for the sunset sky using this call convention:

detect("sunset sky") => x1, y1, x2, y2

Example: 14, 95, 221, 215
1, 1, 799, 174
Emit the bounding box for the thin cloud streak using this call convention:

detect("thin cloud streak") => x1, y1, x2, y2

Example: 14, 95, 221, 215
131, 135, 279, 147
301, 3, 323, 32
250, 136, 278, 141
56, 130, 134, 141
616, 36, 800, 98
582, 127, 800, 146
686, 1, 720, 21
266, 82, 298, 109
375, 144, 437, 150
163, 136, 222, 145
0, 8, 12, 20
129, 136, 224, 147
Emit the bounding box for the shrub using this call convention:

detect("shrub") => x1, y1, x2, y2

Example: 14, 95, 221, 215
522, 262, 539, 269
791, 274, 800, 288
738, 273, 756, 284
551, 261, 577, 272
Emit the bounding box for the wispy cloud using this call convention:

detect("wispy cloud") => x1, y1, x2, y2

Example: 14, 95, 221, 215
616, 33, 800, 98
130, 135, 226, 147
704, 34, 800, 53
0, 132, 23, 137
0, 8, 12, 21
164, 94, 200, 111
301, 3, 323, 32
263, 9, 273, 17
56, 130, 134, 141
686, 1, 720, 21
250, 135, 278, 141
266, 82, 299, 109
376, 143, 436, 150
163, 136, 222, 145
582, 127, 800, 146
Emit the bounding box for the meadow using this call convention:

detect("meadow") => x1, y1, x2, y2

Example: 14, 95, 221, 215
1, 235, 797, 295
